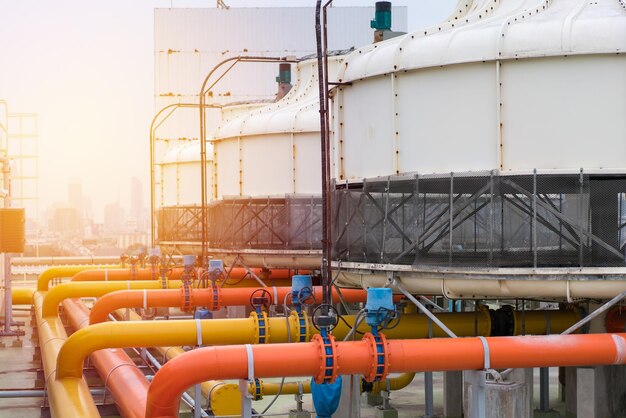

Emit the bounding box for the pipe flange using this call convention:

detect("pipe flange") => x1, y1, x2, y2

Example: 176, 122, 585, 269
159, 268, 169, 289
312, 333, 339, 384
180, 281, 194, 312
251, 311, 270, 344
291, 311, 310, 343
250, 378, 263, 401
208, 285, 222, 311
362, 332, 389, 383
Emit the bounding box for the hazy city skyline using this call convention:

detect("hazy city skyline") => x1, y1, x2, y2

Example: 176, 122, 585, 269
0, 0, 456, 223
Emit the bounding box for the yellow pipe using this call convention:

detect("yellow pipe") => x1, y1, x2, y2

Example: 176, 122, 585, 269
513, 307, 581, 335
11, 287, 35, 305
41, 280, 183, 318
369, 372, 416, 393
33, 291, 100, 418
37, 265, 117, 291
57, 309, 492, 380
204, 372, 415, 416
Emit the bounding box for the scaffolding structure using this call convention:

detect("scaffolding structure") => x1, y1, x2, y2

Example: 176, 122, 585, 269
157, 196, 323, 252
7, 113, 39, 220
333, 171, 626, 269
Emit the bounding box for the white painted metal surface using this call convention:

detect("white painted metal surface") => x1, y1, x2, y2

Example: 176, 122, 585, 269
154, 6, 407, 141
334, 0, 626, 180
153, 6, 407, 207
213, 57, 345, 198
159, 141, 212, 206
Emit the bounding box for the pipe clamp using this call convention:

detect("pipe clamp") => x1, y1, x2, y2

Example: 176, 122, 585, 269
245, 344, 255, 381
478, 336, 491, 369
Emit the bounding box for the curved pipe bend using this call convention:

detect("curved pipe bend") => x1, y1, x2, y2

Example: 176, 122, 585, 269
146, 332, 626, 418
41, 280, 184, 318
32, 291, 100, 418
37, 265, 117, 291
62, 299, 149, 418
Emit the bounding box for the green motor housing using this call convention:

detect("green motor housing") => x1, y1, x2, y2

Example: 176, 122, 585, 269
370, 1, 392, 31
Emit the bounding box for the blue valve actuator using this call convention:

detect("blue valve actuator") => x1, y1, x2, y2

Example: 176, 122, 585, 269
292, 274, 313, 303
365, 287, 394, 328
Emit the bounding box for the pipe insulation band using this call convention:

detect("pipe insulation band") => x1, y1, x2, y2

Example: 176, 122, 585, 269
105, 270, 108, 281
478, 336, 490, 370
196, 319, 203, 347
273, 287, 278, 307
143, 289, 148, 311
245, 344, 255, 381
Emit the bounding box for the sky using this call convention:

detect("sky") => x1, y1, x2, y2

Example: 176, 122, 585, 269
0, 0, 457, 223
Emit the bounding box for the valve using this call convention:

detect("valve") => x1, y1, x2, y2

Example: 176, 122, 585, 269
311, 304, 339, 332
291, 275, 313, 313
148, 248, 161, 280
181, 255, 196, 282
148, 248, 161, 266
365, 288, 396, 334
137, 249, 147, 268
207, 259, 225, 283
249, 288, 272, 314
120, 253, 129, 268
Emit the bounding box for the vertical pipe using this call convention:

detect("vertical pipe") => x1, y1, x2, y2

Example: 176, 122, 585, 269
345, 186, 350, 260
3, 253, 11, 333
322, 0, 334, 306
381, 177, 391, 262
315, 0, 330, 306
194, 384, 201, 418
540, 367, 550, 411
449, 172, 454, 266
489, 170, 494, 266
579, 168, 584, 267
2, 156, 11, 333
414, 174, 420, 264
424, 318, 434, 417
533, 169, 538, 268
199, 86, 207, 268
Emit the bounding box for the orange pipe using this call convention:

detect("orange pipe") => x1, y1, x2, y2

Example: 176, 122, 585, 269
89, 286, 373, 324
63, 298, 148, 418
145, 332, 626, 418
71, 267, 299, 283
71, 268, 176, 282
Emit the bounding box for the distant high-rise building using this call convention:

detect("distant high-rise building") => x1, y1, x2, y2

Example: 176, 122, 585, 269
104, 201, 125, 234
49, 206, 81, 238
67, 179, 83, 212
